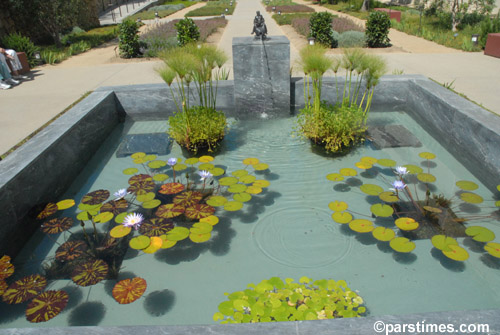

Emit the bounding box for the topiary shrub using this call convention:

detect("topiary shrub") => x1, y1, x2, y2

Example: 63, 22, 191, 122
365, 11, 391, 47
175, 17, 200, 46
1, 33, 40, 68
118, 19, 141, 58
309, 12, 337, 48
338, 30, 366, 48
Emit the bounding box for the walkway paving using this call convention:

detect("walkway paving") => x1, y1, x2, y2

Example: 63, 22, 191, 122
1, 1, 500, 157
99, 0, 157, 25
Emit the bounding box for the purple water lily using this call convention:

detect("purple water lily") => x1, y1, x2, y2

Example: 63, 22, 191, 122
391, 180, 406, 191
197, 170, 213, 181
167, 157, 178, 166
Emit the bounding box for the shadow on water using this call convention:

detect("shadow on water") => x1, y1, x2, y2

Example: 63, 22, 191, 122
392, 252, 417, 264
376, 241, 393, 253
333, 183, 351, 192
418, 182, 437, 193
63, 286, 84, 311
480, 254, 500, 270
360, 169, 379, 179
463, 238, 486, 253
223, 190, 282, 224
144, 289, 175, 317
0, 301, 26, 324
430, 248, 465, 272
420, 160, 437, 169
339, 223, 357, 237
154, 216, 236, 265
67, 301, 106, 326
345, 177, 363, 187
458, 202, 481, 214
355, 233, 377, 246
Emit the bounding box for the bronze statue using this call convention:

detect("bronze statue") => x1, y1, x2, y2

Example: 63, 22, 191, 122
251, 11, 268, 40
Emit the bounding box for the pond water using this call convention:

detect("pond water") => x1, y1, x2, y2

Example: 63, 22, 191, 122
2, 110, 500, 328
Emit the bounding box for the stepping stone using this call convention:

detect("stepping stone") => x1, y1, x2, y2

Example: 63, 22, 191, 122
116, 133, 172, 157
367, 124, 422, 149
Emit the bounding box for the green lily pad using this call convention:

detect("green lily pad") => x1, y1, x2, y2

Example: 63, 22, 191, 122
220, 177, 239, 186
431, 235, 458, 251
166, 227, 190, 241
76, 211, 89, 221
253, 163, 269, 171
360, 156, 377, 164
484, 242, 500, 258
144, 154, 157, 162
190, 222, 213, 234
395, 217, 419, 231
159, 236, 177, 249
370, 204, 394, 217
379, 191, 399, 203
328, 201, 348, 212
349, 219, 374, 233
417, 173, 436, 183
423, 206, 442, 213
137, 192, 156, 203
148, 160, 167, 169
209, 167, 225, 177
122, 167, 139, 175
199, 163, 215, 171
455, 180, 478, 191
246, 186, 262, 194
496, 200, 500, 207
372, 227, 396, 241
402, 164, 423, 174
377, 159, 396, 167
173, 163, 187, 171
239, 175, 256, 184
185, 158, 199, 165
331, 212, 352, 224
129, 236, 150, 250
326, 173, 344, 182
94, 212, 114, 223
232, 170, 248, 177
389, 237, 415, 253
110, 225, 132, 238
131, 152, 146, 159
115, 212, 130, 224
419, 152, 436, 160
442, 244, 469, 261
228, 184, 248, 193
142, 199, 162, 209
153, 174, 169, 182
497, 185, 500, 192
224, 201, 243, 211
234, 193, 252, 203
360, 184, 384, 196
355, 162, 372, 170
465, 226, 495, 242
243, 158, 260, 165
189, 232, 212, 243
460, 192, 483, 204
206, 196, 228, 207
199, 155, 213, 163
219, 301, 235, 316
340, 168, 357, 176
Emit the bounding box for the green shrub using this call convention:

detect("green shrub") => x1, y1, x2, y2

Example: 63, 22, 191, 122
1, 33, 40, 68
309, 12, 337, 47
479, 14, 500, 48
119, 19, 141, 58
338, 30, 366, 47
365, 11, 391, 47
40, 49, 66, 64
175, 18, 200, 46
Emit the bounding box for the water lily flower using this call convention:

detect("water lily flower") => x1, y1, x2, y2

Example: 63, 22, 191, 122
114, 189, 128, 200
391, 180, 406, 191
197, 170, 213, 181
122, 213, 144, 230
167, 157, 178, 166
395, 166, 408, 175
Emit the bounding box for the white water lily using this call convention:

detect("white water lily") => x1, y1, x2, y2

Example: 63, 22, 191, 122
122, 213, 144, 230
197, 170, 213, 181
114, 189, 128, 200
395, 166, 408, 175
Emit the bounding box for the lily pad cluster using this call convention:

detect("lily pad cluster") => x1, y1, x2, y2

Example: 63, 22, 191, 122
111, 154, 271, 254
327, 153, 500, 263
214, 276, 365, 323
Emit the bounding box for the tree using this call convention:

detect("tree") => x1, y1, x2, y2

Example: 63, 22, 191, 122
361, 0, 370, 11
427, 0, 495, 31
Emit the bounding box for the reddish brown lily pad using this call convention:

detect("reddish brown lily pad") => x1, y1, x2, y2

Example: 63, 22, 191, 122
81, 190, 110, 205
185, 204, 216, 220
0, 279, 7, 296
2, 274, 47, 304
0, 255, 14, 280
139, 218, 175, 237
174, 191, 203, 207
71, 259, 109, 287
127, 180, 155, 195
25, 290, 69, 323
155, 204, 185, 218
128, 174, 154, 185
112, 277, 147, 304
37, 203, 58, 220
41, 217, 74, 234
101, 199, 129, 215
55, 241, 88, 262
158, 182, 185, 195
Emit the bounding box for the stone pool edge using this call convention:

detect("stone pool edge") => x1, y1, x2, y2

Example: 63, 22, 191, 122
1, 309, 498, 334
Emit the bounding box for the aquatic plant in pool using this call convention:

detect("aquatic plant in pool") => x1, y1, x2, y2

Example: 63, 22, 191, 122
1, 154, 271, 323
327, 152, 500, 263
157, 44, 228, 153
214, 276, 365, 323
296, 47, 386, 153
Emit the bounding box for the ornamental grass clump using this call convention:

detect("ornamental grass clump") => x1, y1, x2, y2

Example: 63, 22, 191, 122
157, 44, 228, 153
296, 46, 386, 153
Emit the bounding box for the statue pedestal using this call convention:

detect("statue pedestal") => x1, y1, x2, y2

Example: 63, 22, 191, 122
232, 36, 290, 118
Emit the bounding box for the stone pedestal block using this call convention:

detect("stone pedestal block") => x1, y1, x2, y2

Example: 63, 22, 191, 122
484, 33, 500, 58
233, 36, 290, 118
374, 8, 401, 22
